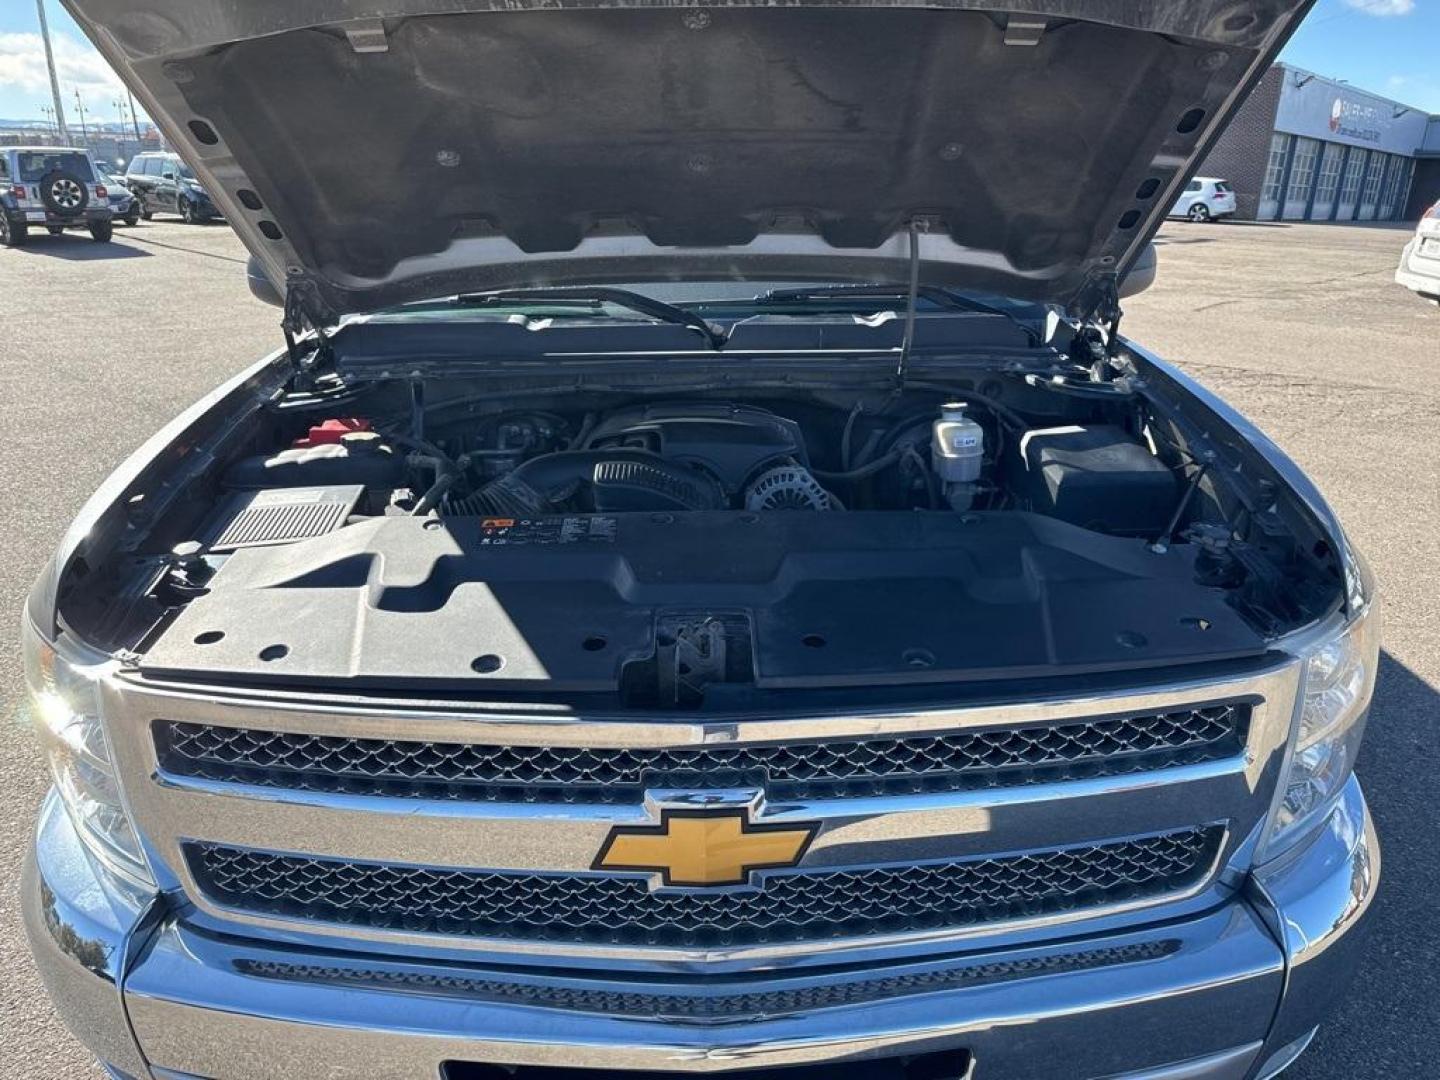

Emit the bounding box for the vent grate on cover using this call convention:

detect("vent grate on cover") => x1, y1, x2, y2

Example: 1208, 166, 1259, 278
208, 485, 362, 551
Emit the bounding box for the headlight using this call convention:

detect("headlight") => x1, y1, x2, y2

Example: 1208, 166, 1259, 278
21, 618, 153, 885
1261, 599, 1380, 860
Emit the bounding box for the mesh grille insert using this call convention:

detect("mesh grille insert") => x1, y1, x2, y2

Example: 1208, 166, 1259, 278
156, 702, 1248, 804
235, 939, 1179, 1017
187, 827, 1222, 948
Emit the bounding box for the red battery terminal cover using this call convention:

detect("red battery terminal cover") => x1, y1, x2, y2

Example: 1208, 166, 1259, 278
293, 418, 372, 448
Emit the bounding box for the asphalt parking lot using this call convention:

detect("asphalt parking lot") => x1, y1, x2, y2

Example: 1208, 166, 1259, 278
0, 218, 1436, 1078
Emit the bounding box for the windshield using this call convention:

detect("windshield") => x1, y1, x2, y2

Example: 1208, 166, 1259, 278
177, 162, 197, 181
16, 152, 96, 183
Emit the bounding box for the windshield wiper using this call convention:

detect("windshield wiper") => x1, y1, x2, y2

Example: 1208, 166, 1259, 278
453, 286, 727, 349
756, 283, 1041, 345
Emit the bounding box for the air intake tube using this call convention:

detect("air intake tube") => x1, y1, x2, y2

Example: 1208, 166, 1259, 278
448, 451, 724, 515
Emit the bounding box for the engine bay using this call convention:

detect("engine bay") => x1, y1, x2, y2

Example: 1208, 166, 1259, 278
94, 365, 1342, 707
203, 392, 1196, 526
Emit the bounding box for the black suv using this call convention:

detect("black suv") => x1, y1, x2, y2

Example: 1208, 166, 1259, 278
0, 147, 114, 245
123, 151, 220, 223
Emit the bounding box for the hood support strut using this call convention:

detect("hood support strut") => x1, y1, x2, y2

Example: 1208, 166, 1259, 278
894, 219, 924, 389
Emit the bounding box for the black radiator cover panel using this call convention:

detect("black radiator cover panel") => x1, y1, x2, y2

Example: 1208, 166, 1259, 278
141, 510, 1265, 691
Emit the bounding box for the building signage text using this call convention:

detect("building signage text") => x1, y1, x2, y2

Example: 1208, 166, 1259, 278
1328, 97, 1384, 145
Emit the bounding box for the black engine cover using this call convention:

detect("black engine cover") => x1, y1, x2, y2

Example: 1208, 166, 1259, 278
581, 403, 806, 494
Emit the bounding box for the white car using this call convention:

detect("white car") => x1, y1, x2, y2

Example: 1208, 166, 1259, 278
1395, 200, 1440, 305
1169, 176, 1236, 222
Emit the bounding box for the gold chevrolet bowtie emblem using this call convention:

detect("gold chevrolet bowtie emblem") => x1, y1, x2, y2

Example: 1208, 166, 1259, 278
594, 809, 817, 887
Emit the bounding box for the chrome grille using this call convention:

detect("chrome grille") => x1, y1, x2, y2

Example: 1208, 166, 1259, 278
155, 703, 1248, 803
186, 827, 1222, 948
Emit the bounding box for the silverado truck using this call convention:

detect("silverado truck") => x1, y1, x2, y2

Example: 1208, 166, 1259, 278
24, 3, 1379, 1079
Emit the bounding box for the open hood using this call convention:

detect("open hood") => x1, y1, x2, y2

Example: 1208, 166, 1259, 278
65, 0, 1313, 322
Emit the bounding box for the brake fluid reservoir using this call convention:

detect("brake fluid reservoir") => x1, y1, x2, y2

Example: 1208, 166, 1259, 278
932, 402, 984, 510
933, 403, 984, 482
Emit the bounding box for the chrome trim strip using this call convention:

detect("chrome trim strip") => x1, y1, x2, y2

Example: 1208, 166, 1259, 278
117, 668, 1279, 748
149, 758, 1244, 872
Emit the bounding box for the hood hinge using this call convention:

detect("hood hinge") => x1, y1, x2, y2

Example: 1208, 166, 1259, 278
282, 276, 337, 386
1068, 269, 1123, 354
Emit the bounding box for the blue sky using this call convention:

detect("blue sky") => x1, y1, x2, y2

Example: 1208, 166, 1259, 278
1281, 0, 1440, 111
1, 0, 1438, 122
0, 1, 137, 125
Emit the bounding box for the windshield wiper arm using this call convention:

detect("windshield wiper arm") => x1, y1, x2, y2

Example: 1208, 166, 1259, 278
454, 286, 727, 349
756, 283, 1041, 345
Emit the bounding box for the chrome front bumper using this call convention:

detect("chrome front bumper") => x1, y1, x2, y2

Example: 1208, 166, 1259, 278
25, 775, 1378, 1080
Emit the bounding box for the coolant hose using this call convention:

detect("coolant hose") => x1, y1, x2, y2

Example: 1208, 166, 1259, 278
412, 472, 457, 516
810, 449, 904, 482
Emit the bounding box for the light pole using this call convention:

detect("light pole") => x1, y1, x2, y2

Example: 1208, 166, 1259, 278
40, 104, 57, 139
72, 88, 90, 149
35, 0, 70, 143
113, 96, 132, 159
126, 90, 143, 143
114, 96, 126, 128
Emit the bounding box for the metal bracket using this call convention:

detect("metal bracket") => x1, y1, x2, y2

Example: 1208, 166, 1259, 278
345, 19, 389, 53
1003, 16, 1047, 46
648, 613, 753, 707
1068, 269, 1123, 351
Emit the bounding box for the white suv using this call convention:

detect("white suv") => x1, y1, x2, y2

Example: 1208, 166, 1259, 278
1169, 176, 1236, 223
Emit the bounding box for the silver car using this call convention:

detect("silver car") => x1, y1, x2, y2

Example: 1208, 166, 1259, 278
1395, 199, 1440, 304
1169, 177, 1238, 223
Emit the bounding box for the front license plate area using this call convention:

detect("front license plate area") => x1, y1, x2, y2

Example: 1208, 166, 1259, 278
444, 1052, 974, 1080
